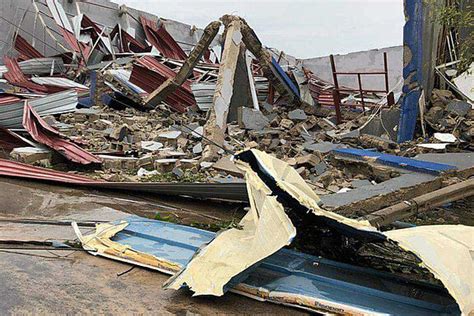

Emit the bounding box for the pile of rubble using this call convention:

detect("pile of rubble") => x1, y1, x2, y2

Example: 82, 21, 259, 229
0, 1, 470, 195
0, 0, 473, 314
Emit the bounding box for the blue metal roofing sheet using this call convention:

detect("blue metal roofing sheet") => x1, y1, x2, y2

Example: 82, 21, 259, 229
106, 215, 457, 315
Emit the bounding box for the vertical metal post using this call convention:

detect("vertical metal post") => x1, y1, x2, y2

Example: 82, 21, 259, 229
383, 52, 389, 93
267, 83, 274, 105
357, 73, 366, 113
330, 54, 342, 124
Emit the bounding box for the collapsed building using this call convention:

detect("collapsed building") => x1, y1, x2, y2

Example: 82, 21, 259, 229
0, 0, 472, 314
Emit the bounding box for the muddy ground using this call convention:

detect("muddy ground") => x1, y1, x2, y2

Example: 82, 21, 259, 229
0, 178, 306, 315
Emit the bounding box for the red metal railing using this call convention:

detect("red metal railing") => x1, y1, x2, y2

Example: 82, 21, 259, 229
330, 52, 394, 124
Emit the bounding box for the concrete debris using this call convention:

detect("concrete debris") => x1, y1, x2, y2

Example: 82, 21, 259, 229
237, 107, 269, 130
288, 109, 308, 121
10, 146, 52, 165
0, 1, 473, 315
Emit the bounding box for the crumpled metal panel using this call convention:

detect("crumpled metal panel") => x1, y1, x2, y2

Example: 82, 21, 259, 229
140, 16, 188, 60
0, 158, 101, 183
3, 57, 49, 94
14, 34, 44, 60
31, 77, 88, 91
76, 215, 459, 315
110, 25, 148, 53
0, 127, 29, 152
130, 57, 195, 112
18, 58, 65, 76
0, 158, 248, 201
22, 101, 101, 164
165, 158, 296, 296
0, 90, 78, 129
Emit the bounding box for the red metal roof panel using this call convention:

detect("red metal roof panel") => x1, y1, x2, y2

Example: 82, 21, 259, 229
22, 101, 101, 165
140, 16, 187, 60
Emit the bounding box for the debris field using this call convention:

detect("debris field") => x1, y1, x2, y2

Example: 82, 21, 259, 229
0, 0, 472, 315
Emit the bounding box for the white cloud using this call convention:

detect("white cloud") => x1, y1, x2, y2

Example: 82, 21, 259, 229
114, 0, 404, 58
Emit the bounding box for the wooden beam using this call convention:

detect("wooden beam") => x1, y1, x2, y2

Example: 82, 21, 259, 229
361, 178, 474, 227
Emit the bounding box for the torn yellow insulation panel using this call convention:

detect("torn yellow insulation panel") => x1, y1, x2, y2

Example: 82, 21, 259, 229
385, 225, 474, 316
247, 149, 377, 231
164, 160, 296, 296
72, 221, 182, 273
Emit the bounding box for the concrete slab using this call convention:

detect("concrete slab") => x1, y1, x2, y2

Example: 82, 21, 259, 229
320, 173, 435, 210
414, 152, 474, 171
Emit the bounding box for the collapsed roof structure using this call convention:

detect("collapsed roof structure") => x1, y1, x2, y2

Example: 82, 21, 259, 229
0, 0, 472, 314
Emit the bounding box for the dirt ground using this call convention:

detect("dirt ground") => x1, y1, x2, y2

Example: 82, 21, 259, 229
0, 178, 306, 315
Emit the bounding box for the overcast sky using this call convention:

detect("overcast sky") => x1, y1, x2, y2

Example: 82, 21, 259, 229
113, 0, 404, 59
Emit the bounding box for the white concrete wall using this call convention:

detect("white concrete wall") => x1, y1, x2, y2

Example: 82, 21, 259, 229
298, 46, 403, 92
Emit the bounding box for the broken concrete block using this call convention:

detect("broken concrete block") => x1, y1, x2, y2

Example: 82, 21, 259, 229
193, 143, 203, 154
303, 141, 346, 154
262, 102, 273, 112
141, 141, 163, 152
10, 147, 52, 165
177, 137, 189, 148
288, 109, 307, 121
177, 159, 199, 169
191, 126, 204, 138
312, 162, 327, 176
137, 155, 154, 169
280, 118, 294, 129
245, 141, 258, 148
296, 154, 321, 168
109, 124, 129, 141
200, 161, 213, 169
137, 168, 159, 177
351, 179, 372, 188
425, 106, 445, 123
212, 155, 244, 177
154, 159, 178, 173
157, 130, 182, 140
100, 155, 138, 170
156, 130, 182, 146
238, 107, 270, 130
172, 167, 184, 178
446, 100, 471, 117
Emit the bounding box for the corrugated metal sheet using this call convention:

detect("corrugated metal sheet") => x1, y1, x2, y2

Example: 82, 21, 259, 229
130, 56, 195, 112
191, 77, 268, 112
110, 25, 148, 53
18, 58, 65, 76
0, 58, 65, 78
0, 158, 101, 183
0, 127, 29, 152
0, 90, 78, 129
78, 214, 456, 315
106, 69, 146, 94
3, 57, 49, 94
59, 28, 92, 62
31, 77, 88, 90
22, 102, 101, 164
0, 95, 22, 105
14, 34, 44, 60
0, 158, 248, 201
140, 16, 187, 60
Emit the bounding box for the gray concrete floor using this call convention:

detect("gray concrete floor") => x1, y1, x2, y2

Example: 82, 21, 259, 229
0, 178, 306, 315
